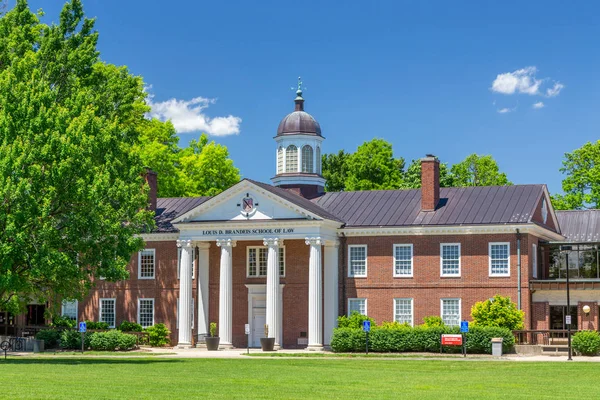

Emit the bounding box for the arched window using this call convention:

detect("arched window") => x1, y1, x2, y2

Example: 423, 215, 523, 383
277, 146, 284, 174
285, 145, 298, 173
316, 146, 321, 175
302, 145, 313, 173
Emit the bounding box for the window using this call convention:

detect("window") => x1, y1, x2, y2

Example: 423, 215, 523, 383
441, 298, 460, 327
348, 245, 367, 277
301, 145, 314, 173
176, 298, 194, 330
348, 298, 366, 316
285, 145, 298, 172
138, 249, 155, 279
393, 244, 413, 277
394, 298, 413, 326
61, 300, 78, 320
277, 146, 284, 174
99, 298, 116, 328
532, 243, 538, 279
316, 146, 321, 174
441, 244, 461, 276
489, 242, 510, 276
138, 298, 154, 328
247, 247, 285, 277
177, 247, 196, 279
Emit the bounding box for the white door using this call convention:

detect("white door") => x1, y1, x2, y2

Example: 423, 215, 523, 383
252, 309, 266, 347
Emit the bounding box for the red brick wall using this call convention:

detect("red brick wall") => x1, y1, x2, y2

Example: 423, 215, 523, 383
577, 301, 598, 331
421, 158, 439, 211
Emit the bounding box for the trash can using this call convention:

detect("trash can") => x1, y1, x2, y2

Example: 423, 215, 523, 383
491, 337, 503, 357
33, 339, 44, 353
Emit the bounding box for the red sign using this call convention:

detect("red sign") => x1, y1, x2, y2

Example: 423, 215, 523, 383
441, 334, 463, 346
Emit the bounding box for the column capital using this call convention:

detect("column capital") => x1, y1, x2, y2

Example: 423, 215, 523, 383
263, 237, 283, 248
216, 238, 236, 248
177, 239, 194, 249
305, 237, 322, 246
324, 239, 340, 248
196, 241, 211, 250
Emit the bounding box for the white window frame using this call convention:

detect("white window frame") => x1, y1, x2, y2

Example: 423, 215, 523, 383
348, 245, 367, 277
441, 298, 461, 327
138, 248, 156, 279
348, 298, 367, 316
137, 298, 155, 328
177, 247, 196, 280
532, 243, 538, 279
246, 246, 286, 278
176, 298, 194, 330
489, 242, 511, 277
61, 300, 78, 320
440, 243, 461, 277
393, 244, 413, 277
99, 298, 116, 328
393, 298, 414, 326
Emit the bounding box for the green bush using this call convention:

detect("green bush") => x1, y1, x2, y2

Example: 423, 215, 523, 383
89, 330, 136, 351
145, 323, 170, 347
465, 326, 514, 353
50, 315, 76, 329
422, 316, 445, 328
118, 321, 143, 332
85, 320, 110, 330
60, 330, 95, 349
118, 333, 138, 350
337, 311, 375, 329
35, 329, 61, 348
471, 295, 524, 330
573, 330, 600, 356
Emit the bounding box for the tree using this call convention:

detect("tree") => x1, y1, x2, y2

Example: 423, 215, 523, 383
321, 150, 349, 192
471, 295, 524, 330
450, 154, 511, 187
0, 1, 153, 313
401, 159, 454, 189
552, 140, 600, 210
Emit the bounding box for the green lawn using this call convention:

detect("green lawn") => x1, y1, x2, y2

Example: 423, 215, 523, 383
2, 357, 597, 399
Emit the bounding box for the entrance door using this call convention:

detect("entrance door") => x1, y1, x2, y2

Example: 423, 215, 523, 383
251, 309, 265, 347
550, 305, 578, 337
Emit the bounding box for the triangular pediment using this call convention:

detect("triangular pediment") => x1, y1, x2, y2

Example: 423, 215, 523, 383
172, 180, 326, 223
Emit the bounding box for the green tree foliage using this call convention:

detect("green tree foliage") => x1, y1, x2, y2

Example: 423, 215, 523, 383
345, 139, 404, 191
471, 295, 524, 331
135, 120, 240, 197
552, 140, 600, 210
322, 150, 349, 192
450, 154, 511, 187
337, 311, 375, 329
0, 0, 153, 313
400, 159, 454, 189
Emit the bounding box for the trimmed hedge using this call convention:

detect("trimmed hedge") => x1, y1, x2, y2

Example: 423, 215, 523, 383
573, 330, 600, 356
89, 330, 137, 351
36, 329, 61, 348
331, 325, 514, 354
60, 330, 93, 349
118, 321, 143, 332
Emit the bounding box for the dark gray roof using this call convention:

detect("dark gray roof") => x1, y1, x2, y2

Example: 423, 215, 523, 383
154, 197, 210, 232
556, 210, 600, 242
276, 111, 322, 136
312, 185, 546, 228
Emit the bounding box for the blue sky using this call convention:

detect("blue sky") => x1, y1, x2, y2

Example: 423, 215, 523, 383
25, 0, 600, 194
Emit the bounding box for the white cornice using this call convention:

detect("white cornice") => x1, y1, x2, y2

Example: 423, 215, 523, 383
139, 233, 179, 242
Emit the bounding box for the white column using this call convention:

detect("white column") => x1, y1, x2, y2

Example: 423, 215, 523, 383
196, 242, 210, 342
324, 240, 339, 347
264, 237, 282, 348
306, 237, 323, 349
216, 239, 236, 348
177, 239, 194, 348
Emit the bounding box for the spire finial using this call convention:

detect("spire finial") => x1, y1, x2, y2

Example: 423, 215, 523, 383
296, 76, 303, 96
294, 76, 305, 111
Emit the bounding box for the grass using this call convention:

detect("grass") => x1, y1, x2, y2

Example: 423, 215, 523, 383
32, 350, 174, 357
244, 352, 470, 358
2, 357, 598, 399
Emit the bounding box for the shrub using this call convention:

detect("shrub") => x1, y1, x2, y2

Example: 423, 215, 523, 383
471, 295, 524, 330
51, 316, 76, 329
118, 321, 143, 332
85, 320, 110, 330
337, 312, 375, 329
465, 326, 514, 353
145, 323, 171, 347
36, 329, 61, 348
210, 322, 217, 337
118, 333, 138, 350
89, 330, 136, 351
422, 316, 445, 328
573, 330, 600, 356
60, 330, 95, 349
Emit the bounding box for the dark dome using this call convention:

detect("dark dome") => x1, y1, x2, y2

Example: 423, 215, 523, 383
276, 111, 322, 136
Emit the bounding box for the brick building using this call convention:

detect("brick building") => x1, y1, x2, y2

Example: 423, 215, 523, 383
6, 87, 599, 348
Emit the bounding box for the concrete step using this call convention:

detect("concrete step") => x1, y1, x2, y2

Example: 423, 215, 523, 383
541, 345, 569, 356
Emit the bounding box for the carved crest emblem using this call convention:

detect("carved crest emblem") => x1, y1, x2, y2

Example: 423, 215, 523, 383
242, 197, 254, 212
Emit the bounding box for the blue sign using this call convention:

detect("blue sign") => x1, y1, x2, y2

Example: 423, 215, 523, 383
460, 321, 469, 333
362, 320, 371, 332
79, 321, 87, 333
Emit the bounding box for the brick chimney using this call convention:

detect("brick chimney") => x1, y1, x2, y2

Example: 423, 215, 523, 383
421, 154, 439, 211
144, 168, 158, 211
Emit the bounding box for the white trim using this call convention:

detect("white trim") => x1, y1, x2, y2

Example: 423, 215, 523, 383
440, 298, 461, 327
393, 298, 414, 327
347, 298, 367, 316
138, 248, 155, 279
99, 298, 116, 328
440, 243, 461, 277
138, 233, 179, 242
348, 245, 367, 277
393, 244, 413, 278
489, 242, 511, 277
532, 243, 538, 279
137, 298, 155, 328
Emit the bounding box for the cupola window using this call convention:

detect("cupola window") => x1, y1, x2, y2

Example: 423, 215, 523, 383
277, 146, 284, 174
316, 146, 321, 174
301, 145, 314, 173
285, 145, 298, 173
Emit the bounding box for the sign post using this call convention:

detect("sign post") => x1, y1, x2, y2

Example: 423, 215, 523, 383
245, 324, 250, 354
362, 321, 371, 355
79, 321, 87, 354
460, 321, 469, 357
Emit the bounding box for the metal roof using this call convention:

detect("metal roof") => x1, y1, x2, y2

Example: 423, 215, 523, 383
556, 210, 600, 242
312, 185, 546, 227
276, 111, 322, 136
154, 197, 210, 232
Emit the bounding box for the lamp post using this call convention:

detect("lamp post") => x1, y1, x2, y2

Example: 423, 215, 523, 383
583, 305, 591, 330
562, 245, 573, 361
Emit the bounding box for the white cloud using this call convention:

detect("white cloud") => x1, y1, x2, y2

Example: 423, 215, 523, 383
497, 107, 515, 114
491, 66, 542, 95
147, 93, 241, 136
532, 102, 545, 109
546, 82, 564, 97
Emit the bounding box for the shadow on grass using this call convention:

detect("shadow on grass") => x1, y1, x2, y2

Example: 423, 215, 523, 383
0, 357, 183, 365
